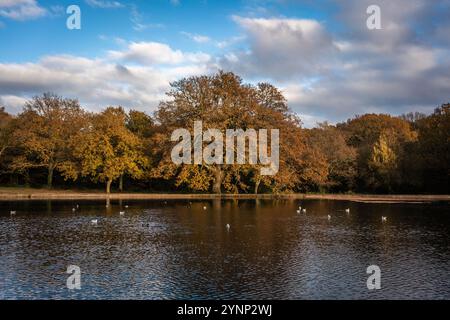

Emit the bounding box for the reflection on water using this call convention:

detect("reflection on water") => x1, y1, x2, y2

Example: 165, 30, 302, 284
0, 199, 449, 300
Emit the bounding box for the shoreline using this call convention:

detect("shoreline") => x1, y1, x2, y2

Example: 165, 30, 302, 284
0, 188, 449, 203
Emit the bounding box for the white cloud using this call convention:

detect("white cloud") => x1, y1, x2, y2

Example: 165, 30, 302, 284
130, 4, 164, 31
0, 0, 46, 20
216, 9, 450, 125
2, 0, 450, 126
85, 0, 124, 9
216, 35, 245, 49
0, 44, 213, 114
108, 41, 211, 65
181, 31, 211, 44
0, 95, 28, 111
220, 16, 338, 80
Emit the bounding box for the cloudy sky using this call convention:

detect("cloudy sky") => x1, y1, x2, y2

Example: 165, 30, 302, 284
0, 0, 449, 127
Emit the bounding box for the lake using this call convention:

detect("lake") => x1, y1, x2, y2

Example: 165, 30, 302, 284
0, 199, 449, 300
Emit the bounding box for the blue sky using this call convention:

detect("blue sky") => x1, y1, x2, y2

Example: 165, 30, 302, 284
0, 0, 336, 61
1, 0, 450, 127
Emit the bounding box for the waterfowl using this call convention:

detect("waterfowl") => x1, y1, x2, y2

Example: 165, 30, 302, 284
296, 210, 300, 213
72, 207, 76, 212
302, 209, 306, 213
327, 215, 331, 220
119, 211, 125, 216
91, 219, 98, 225
226, 223, 230, 230
382, 216, 387, 222
124, 205, 129, 208
10, 210, 16, 215
345, 208, 350, 213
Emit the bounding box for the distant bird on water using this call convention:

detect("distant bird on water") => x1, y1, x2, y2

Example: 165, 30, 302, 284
91, 219, 98, 225
302, 209, 306, 213
72, 207, 76, 212
382, 216, 387, 222
327, 215, 331, 220
345, 208, 350, 213
226, 224, 230, 231
119, 211, 125, 216
124, 205, 129, 209
10, 210, 16, 215
296, 209, 301, 213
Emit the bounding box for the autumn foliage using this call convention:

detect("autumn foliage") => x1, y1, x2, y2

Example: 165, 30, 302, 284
0, 71, 448, 194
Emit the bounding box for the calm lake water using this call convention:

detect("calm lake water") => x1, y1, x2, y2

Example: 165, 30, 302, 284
0, 199, 449, 300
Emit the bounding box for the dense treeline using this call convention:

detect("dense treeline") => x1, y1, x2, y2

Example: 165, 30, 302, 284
0, 71, 449, 194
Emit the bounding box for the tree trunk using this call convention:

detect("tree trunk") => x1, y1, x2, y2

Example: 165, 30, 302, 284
0, 146, 6, 158
47, 165, 54, 189
106, 178, 112, 194
119, 174, 124, 192
212, 165, 222, 194
254, 178, 261, 194
24, 170, 31, 188
10, 173, 18, 186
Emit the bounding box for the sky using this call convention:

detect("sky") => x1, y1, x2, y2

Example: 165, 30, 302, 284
0, 0, 450, 127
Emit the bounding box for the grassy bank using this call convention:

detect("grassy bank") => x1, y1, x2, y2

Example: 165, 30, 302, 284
0, 187, 449, 203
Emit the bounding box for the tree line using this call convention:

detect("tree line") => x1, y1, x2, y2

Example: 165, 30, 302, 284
0, 71, 448, 194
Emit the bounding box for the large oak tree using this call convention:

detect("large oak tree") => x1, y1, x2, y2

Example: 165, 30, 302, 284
12, 93, 86, 188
